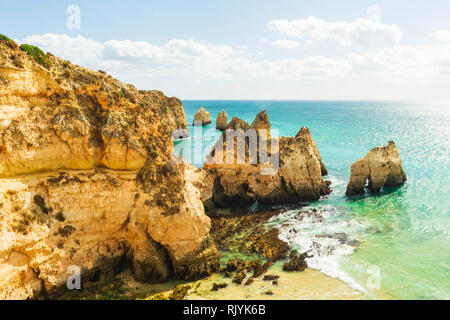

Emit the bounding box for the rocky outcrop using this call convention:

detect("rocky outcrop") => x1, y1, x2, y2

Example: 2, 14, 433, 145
0, 39, 218, 299
215, 110, 228, 131
204, 111, 330, 207
250, 110, 271, 133
296, 127, 328, 176
193, 107, 211, 126
137, 91, 189, 140
346, 141, 407, 196
227, 116, 250, 131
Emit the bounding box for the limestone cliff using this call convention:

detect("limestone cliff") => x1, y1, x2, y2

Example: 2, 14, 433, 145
203, 111, 330, 207
346, 141, 407, 196
0, 38, 218, 299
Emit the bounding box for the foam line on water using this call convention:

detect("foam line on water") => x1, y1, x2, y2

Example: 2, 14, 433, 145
270, 204, 368, 293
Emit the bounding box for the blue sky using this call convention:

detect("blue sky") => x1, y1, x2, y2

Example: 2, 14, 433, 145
2, 1, 450, 99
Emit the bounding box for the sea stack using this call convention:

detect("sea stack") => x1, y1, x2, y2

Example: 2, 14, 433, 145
216, 110, 228, 131
193, 107, 212, 126
346, 141, 407, 196
204, 111, 330, 206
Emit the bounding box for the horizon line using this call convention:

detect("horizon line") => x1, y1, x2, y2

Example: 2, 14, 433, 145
179, 98, 448, 102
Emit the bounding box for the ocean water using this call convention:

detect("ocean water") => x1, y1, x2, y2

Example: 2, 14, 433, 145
175, 100, 450, 300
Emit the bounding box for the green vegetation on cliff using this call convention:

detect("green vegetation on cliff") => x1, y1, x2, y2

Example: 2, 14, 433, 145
0, 33, 12, 42
0, 33, 18, 49
19, 43, 51, 68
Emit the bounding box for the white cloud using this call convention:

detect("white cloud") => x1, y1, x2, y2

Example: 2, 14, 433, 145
20, 34, 103, 66
267, 16, 402, 47
431, 30, 450, 43
18, 33, 450, 99
272, 39, 299, 49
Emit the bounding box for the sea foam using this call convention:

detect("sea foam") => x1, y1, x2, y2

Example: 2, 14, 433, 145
270, 204, 368, 293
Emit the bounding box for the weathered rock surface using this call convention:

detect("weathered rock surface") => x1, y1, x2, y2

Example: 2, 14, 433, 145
204, 111, 330, 206
282, 250, 309, 272
0, 39, 218, 299
215, 110, 228, 131
227, 116, 250, 131
346, 141, 407, 196
193, 107, 211, 126
210, 208, 290, 261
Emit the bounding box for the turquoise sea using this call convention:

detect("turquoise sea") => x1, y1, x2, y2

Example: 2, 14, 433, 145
175, 100, 450, 300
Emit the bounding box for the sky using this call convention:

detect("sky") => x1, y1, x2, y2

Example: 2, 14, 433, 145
1, 0, 450, 100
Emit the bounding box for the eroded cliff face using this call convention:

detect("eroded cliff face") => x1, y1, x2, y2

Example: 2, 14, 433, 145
203, 111, 330, 207
0, 40, 218, 299
346, 141, 407, 196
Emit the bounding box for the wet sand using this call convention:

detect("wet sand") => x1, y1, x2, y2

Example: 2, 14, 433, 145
185, 261, 367, 300
117, 261, 368, 300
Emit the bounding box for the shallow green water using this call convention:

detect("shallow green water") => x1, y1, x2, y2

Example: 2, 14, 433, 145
176, 100, 450, 300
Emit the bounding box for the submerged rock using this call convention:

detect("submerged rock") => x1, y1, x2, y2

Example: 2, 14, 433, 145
193, 106, 211, 126
216, 110, 228, 131
346, 141, 407, 196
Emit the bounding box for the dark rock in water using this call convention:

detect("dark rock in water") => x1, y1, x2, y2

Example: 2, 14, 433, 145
263, 274, 279, 281
224, 271, 233, 278
265, 290, 274, 295
289, 250, 298, 259
333, 232, 348, 242
317, 232, 348, 244
283, 251, 310, 271
346, 239, 361, 247
211, 283, 228, 291
232, 270, 247, 284
244, 277, 255, 286
272, 280, 279, 285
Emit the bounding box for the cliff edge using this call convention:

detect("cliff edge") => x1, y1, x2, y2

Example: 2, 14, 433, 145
0, 37, 218, 299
